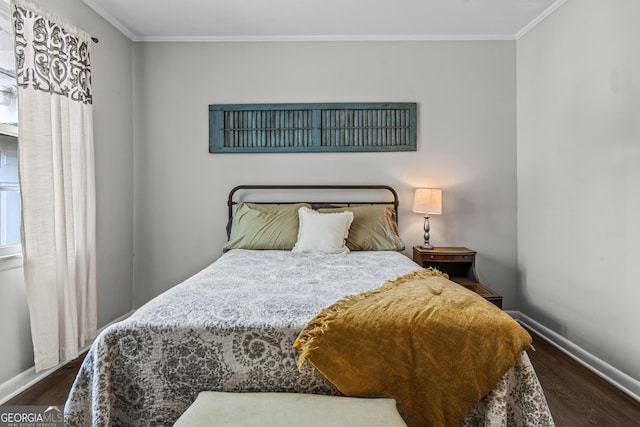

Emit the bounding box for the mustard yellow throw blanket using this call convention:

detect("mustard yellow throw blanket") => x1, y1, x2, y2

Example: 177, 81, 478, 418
293, 268, 532, 427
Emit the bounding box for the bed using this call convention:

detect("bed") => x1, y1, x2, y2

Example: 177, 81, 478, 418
64, 185, 554, 426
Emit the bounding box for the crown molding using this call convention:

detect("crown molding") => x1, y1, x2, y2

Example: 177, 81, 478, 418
516, 0, 568, 40
82, 0, 137, 41
84, 0, 565, 43
134, 33, 517, 43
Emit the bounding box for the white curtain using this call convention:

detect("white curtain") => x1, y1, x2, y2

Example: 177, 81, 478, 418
12, 0, 96, 371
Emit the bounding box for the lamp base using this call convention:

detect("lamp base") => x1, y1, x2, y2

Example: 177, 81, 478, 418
420, 216, 435, 251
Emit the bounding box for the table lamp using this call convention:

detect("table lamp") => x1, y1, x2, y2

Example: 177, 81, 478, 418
413, 188, 442, 249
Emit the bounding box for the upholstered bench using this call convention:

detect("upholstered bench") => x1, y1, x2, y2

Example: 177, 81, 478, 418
173, 392, 408, 426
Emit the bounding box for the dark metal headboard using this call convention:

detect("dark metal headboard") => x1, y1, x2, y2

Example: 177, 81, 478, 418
228, 185, 400, 224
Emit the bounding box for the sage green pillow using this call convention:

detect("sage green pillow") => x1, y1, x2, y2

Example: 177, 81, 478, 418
318, 205, 405, 251
224, 203, 311, 251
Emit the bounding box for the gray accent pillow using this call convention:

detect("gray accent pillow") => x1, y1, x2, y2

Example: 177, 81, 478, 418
224, 203, 311, 251
318, 205, 405, 251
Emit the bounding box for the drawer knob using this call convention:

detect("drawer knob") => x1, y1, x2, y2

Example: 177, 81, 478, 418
430, 255, 434, 259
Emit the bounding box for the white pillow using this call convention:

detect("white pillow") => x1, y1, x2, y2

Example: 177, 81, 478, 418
292, 207, 354, 254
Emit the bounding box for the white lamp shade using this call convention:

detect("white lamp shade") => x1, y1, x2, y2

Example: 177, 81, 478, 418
413, 188, 442, 215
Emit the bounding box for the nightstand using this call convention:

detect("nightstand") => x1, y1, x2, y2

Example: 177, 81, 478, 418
412, 246, 503, 308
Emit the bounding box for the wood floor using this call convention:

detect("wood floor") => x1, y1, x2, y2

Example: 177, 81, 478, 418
526, 329, 640, 427
3, 351, 86, 407
3, 330, 640, 426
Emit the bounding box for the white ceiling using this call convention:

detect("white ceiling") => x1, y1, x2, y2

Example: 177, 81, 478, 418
82, 0, 566, 42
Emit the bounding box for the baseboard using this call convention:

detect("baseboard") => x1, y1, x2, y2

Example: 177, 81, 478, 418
513, 311, 640, 403
0, 310, 135, 405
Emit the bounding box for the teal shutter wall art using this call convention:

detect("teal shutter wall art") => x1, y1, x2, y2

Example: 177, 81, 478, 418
209, 103, 417, 153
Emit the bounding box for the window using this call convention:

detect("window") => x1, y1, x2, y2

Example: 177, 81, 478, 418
0, 131, 19, 256
0, 0, 20, 259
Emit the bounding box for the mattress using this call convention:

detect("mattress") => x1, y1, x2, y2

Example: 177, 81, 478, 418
64, 249, 553, 426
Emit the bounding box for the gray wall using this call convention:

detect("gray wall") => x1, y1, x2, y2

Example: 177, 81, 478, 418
133, 41, 518, 307
0, 0, 134, 385
517, 0, 640, 384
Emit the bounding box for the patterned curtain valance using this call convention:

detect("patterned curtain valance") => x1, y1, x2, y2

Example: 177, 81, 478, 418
12, 0, 92, 104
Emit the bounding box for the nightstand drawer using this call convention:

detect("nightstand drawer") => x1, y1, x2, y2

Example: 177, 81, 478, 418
422, 254, 473, 262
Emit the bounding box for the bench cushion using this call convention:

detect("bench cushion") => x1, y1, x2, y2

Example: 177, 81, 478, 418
174, 392, 407, 427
